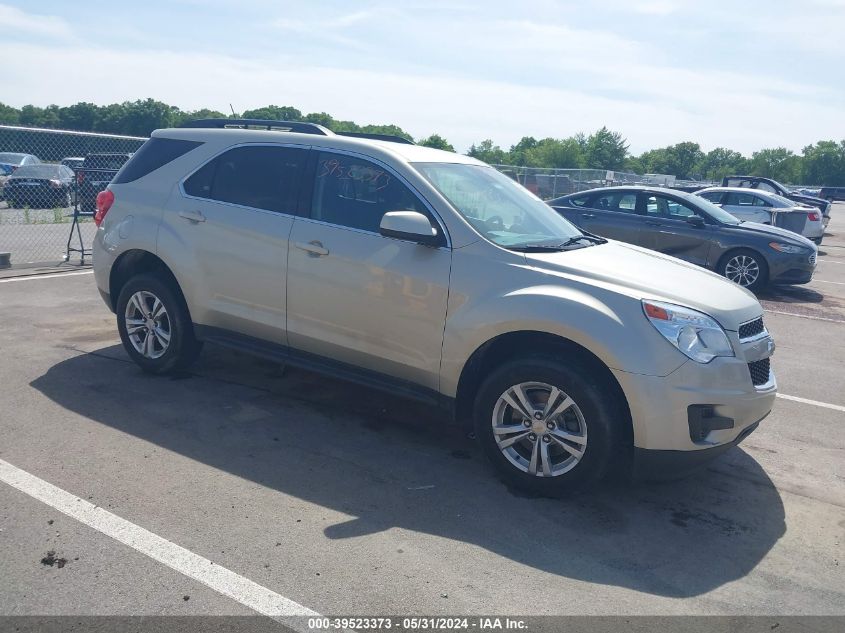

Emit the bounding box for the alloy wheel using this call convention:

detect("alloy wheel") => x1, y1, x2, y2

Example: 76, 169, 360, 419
491, 382, 587, 477
124, 290, 171, 359
724, 255, 760, 287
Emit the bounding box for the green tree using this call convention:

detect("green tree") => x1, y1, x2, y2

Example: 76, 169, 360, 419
241, 105, 303, 121
419, 134, 455, 152
583, 127, 628, 170
801, 140, 845, 186
523, 137, 583, 168
696, 147, 748, 181
507, 136, 539, 166
57, 102, 100, 131
748, 147, 801, 184
467, 139, 507, 165
0, 102, 21, 124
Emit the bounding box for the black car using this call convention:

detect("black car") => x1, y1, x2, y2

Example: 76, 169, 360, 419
819, 187, 845, 202
722, 176, 831, 223
4, 164, 75, 209
76, 153, 132, 213
549, 186, 817, 291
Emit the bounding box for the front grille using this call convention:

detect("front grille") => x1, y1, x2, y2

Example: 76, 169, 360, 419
809, 252, 817, 265
739, 317, 765, 339
748, 358, 771, 386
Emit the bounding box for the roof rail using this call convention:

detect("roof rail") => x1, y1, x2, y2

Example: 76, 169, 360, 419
336, 131, 415, 145
179, 119, 333, 136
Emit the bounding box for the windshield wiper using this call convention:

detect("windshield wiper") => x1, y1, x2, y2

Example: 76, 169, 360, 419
560, 234, 607, 246
511, 234, 607, 252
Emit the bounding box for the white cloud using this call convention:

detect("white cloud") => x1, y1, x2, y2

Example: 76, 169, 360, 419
0, 4, 74, 39
2, 40, 842, 156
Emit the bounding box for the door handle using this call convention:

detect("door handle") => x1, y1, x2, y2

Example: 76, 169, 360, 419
581, 213, 596, 219
294, 240, 329, 257
178, 209, 205, 223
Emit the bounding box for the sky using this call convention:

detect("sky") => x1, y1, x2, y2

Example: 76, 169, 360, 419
1, 0, 844, 155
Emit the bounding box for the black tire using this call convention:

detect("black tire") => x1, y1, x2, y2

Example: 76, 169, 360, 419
116, 273, 202, 374
718, 248, 769, 292
6, 197, 17, 209
473, 355, 626, 496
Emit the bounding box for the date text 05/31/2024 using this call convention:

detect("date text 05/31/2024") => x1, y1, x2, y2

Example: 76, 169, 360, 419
307, 617, 528, 630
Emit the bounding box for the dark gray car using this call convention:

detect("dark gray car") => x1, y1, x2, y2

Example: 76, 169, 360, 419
549, 186, 817, 291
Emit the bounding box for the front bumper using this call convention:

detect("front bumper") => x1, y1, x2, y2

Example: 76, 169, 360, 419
632, 419, 762, 480
768, 250, 816, 285
612, 352, 776, 455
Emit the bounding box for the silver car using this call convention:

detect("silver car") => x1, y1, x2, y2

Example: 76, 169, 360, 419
697, 186, 825, 244
92, 119, 777, 494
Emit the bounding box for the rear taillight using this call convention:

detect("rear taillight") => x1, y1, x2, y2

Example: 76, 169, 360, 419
94, 189, 114, 226
808, 211, 820, 221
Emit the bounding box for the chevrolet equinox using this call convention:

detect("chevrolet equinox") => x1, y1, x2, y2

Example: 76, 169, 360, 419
92, 119, 777, 494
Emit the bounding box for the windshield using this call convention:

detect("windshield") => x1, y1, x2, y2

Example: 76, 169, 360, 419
0, 153, 27, 165
690, 194, 742, 225
413, 163, 585, 249
12, 165, 70, 179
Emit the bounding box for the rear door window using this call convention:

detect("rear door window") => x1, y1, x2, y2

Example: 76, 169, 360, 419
183, 145, 308, 214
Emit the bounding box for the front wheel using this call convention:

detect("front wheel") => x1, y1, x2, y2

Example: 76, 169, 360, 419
474, 356, 625, 496
116, 274, 202, 374
719, 249, 768, 292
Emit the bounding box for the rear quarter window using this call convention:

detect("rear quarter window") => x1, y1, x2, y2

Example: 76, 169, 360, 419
113, 139, 201, 184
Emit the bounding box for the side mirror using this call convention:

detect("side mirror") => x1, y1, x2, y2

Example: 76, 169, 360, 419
379, 211, 440, 246
687, 215, 705, 228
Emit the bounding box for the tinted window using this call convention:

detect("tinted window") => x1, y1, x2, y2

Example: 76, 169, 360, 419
184, 145, 307, 213
698, 191, 722, 203
645, 195, 706, 220
83, 154, 132, 170
113, 138, 202, 184
11, 164, 72, 179
567, 195, 591, 207
724, 192, 769, 207
312, 152, 427, 232
756, 181, 778, 194
591, 191, 639, 214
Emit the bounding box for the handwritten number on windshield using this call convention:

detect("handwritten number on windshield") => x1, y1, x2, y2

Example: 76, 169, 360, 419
319, 159, 391, 191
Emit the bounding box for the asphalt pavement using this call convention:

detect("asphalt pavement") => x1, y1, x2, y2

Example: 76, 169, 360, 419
0, 205, 843, 627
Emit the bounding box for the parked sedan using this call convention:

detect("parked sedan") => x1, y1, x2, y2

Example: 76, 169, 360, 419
0, 163, 13, 200
721, 175, 831, 227
0, 152, 42, 173
696, 187, 824, 244
549, 186, 817, 291
4, 164, 75, 209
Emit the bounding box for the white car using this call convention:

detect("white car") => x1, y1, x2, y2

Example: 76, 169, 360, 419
696, 187, 824, 244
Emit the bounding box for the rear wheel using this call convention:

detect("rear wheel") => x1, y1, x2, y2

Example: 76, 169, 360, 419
719, 248, 768, 292
474, 356, 624, 496
116, 274, 202, 374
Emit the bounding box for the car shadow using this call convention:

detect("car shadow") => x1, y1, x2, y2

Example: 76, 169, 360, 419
757, 284, 825, 304
31, 344, 786, 599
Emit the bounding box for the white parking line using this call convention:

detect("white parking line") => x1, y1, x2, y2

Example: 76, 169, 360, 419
820, 259, 845, 265
764, 309, 845, 324
777, 393, 845, 413
814, 279, 845, 286
0, 270, 94, 284
0, 458, 318, 620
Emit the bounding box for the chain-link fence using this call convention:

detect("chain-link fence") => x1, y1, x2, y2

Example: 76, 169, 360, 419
0, 125, 147, 268
492, 165, 646, 200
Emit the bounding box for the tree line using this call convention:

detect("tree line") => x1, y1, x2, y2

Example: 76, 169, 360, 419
1, 100, 843, 185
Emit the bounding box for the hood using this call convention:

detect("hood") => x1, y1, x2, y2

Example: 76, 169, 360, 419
525, 241, 762, 331
728, 221, 816, 248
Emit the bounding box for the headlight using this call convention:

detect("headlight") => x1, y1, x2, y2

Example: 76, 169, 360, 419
643, 300, 734, 364
769, 242, 805, 254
